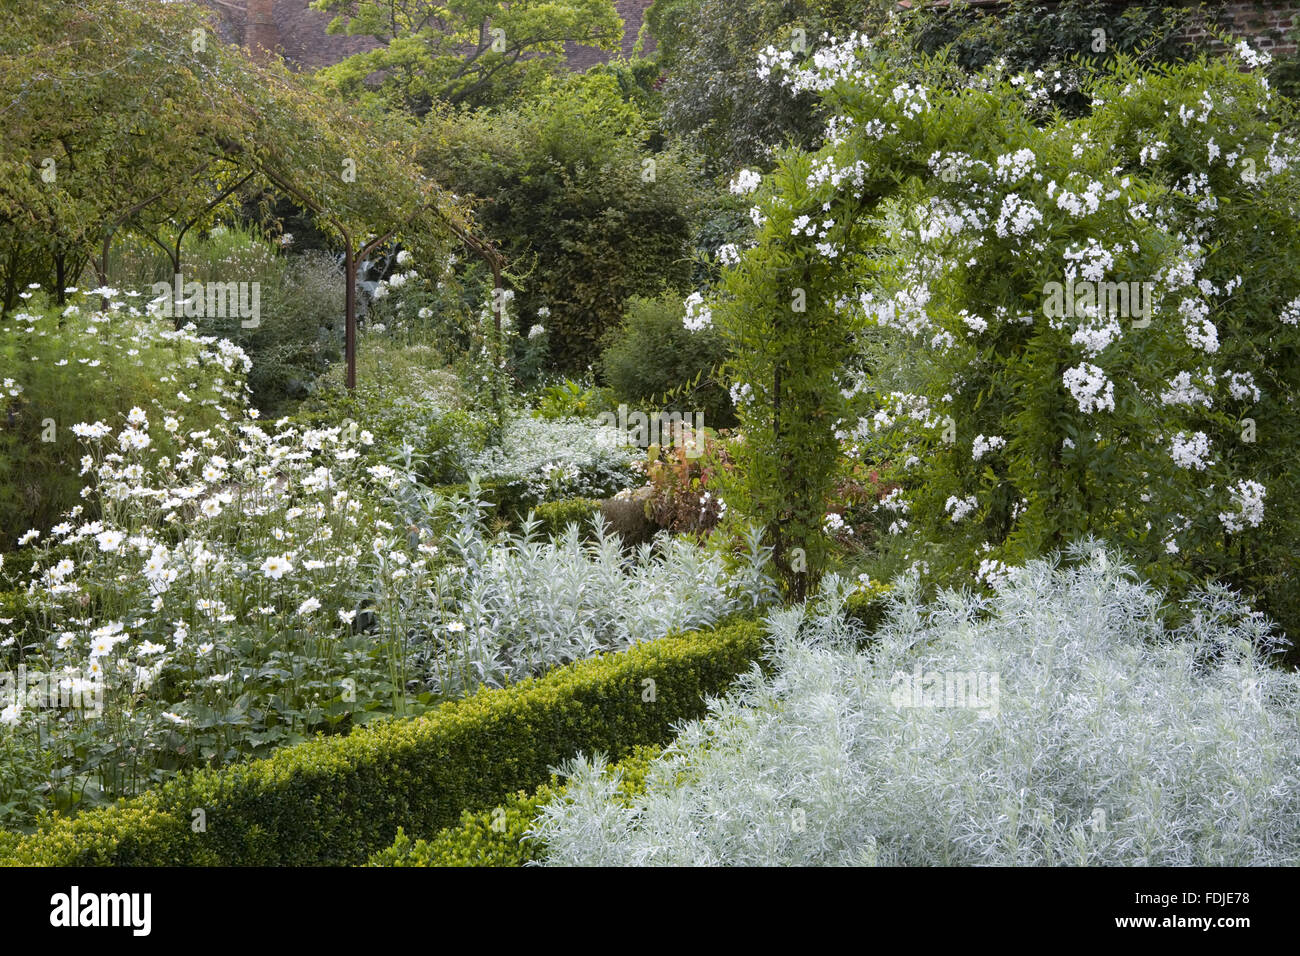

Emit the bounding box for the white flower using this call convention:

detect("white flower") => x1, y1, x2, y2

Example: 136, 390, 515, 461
1169, 431, 1212, 471
1279, 295, 1300, 326
1226, 371, 1260, 403
446, 620, 466, 633
824, 512, 851, 535
1062, 363, 1115, 414
1219, 479, 1266, 533
971, 435, 1006, 461
161, 711, 188, 725
260, 553, 294, 579
1160, 371, 1213, 409
945, 495, 978, 522
683, 292, 713, 332
729, 169, 762, 196
296, 597, 322, 616
994, 194, 1042, 238
994, 148, 1036, 183
1235, 39, 1272, 70
0, 703, 21, 726
95, 529, 125, 552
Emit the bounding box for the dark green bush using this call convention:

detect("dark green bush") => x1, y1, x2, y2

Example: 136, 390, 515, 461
599, 294, 736, 429
365, 746, 660, 867
0, 619, 764, 866
420, 74, 703, 373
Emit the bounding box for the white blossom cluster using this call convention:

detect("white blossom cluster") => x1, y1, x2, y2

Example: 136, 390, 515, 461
1219, 478, 1266, 533
1169, 430, 1213, 471
1062, 363, 1115, 414
682, 291, 713, 332
971, 434, 1006, 461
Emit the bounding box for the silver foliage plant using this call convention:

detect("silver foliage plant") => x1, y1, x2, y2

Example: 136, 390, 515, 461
427, 498, 777, 695
532, 545, 1300, 865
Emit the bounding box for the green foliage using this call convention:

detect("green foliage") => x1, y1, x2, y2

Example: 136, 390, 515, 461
713, 148, 855, 598
420, 73, 703, 372
311, 0, 624, 111
716, 41, 1300, 622
365, 746, 659, 866
301, 337, 489, 485
600, 294, 736, 428
530, 498, 602, 538
110, 223, 346, 415
647, 0, 1195, 173
647, 0, 874, 172
0, 620, 764, 865
896, 0, 1195, 101
535, 380, 616, 420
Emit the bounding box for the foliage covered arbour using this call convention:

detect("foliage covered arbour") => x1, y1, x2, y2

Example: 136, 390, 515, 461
0, 0, 469, 346
710, 37, 1300, 610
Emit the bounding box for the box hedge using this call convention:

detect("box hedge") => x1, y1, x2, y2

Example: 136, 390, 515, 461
365, 746, 661, 867
0, 619, 763, 866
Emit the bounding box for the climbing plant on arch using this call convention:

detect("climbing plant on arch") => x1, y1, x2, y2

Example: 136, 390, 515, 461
712, 37, 1300, 606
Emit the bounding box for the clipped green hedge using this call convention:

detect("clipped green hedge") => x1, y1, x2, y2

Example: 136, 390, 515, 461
366, 746, 660, 867
0, 619, 763, 866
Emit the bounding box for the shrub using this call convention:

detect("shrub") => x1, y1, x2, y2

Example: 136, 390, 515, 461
535, 380, 616, 421
599, 295, 736, 429
429, 511, 775, 696
301, 337, 489, 486
110, 223, 346, 416
420, 73, 703, 372
534, 547, 1300, 866
0, 619, 766, 866
461, 414, 641, 508
530, 498, 602, 538
365, 746, 659, 867
640, 427, 734, 534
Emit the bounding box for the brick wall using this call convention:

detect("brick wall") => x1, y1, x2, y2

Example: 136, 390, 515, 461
901, 1, 1300, 57
1186, 1, 1300, 57
566, 0, 657, 70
